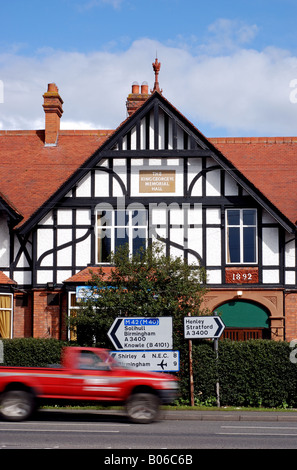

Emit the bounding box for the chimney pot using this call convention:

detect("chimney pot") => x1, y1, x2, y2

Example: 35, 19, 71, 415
141, 81, 148, 94
131, 81, 139, 94
47, 83, 59, 93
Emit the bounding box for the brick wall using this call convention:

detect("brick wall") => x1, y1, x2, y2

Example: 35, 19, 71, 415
284, 293, 297, 341
13, 293, 32, 337
32, 290, 64, 339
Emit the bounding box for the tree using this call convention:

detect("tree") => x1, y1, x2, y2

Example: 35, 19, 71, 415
69, 242, 209, 350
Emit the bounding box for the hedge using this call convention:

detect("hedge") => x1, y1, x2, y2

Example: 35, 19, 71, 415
1, 338, 297, 408
188, 339, 297, 408
0, 338, 66, 367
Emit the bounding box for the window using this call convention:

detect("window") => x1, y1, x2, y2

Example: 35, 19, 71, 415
96, 208, 147, 263
0, 294, 12, 338
226, 209, 257, 264
77, 350, 108, 370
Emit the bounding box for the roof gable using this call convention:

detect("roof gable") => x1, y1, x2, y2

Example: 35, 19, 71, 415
1, 92, 296, 235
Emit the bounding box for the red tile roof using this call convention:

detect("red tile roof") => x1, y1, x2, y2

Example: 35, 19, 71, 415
0, 130, 114, 227
0, 271, 16, 285
65, 266, 113, 283
211, 137, 297, 226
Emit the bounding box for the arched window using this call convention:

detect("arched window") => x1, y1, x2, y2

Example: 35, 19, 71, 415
216, 300, 270, 341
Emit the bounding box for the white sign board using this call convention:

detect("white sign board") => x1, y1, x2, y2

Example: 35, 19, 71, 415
110, 350, 180, 372
108, 317, 173, 350
184, 316, 225, 339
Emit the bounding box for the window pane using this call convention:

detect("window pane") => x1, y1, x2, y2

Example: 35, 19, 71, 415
243, 209, 256, 226
132, 228, 147, 254
115, 210, 128, 226
243, 227, 256, 262
97, 228, 111, 262
228, 227, 240, 262
97, 210, 112, 227
227, 210, 240, 225
132, 210, 147, 226
115, 228, 128, 249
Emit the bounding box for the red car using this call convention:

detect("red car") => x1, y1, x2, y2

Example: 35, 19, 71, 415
0, 346, 179, 423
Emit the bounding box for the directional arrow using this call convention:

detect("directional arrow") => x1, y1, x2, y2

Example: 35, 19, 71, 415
214, 317, 225, 338
108, 318, 123, 349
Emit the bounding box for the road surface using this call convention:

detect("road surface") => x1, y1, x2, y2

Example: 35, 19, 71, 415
1, 409, 297, 451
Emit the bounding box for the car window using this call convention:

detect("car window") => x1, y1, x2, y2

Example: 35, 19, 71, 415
78, 351, 109, 370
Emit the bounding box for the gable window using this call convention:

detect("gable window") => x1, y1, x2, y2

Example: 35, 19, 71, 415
96, 208, 147, 263
226, 209, 257, 264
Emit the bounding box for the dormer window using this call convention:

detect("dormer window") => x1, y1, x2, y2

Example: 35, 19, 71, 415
226, 209, 257, 264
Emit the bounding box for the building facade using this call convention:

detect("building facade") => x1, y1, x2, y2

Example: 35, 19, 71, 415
1, 60, 297, 342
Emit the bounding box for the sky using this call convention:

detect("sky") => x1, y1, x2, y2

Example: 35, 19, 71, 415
1, 0, 297, 136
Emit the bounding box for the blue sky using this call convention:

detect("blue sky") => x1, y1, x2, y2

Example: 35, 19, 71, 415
1, 0, 297, 136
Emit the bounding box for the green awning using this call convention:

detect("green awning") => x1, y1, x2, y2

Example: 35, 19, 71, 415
216, 300, 270, 328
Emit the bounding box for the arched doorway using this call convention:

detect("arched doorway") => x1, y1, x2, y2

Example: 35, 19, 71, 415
215, 300, 271, 340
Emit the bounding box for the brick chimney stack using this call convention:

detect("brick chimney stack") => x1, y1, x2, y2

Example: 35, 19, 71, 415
126, 81, 150, 116
43, 83, 63, 146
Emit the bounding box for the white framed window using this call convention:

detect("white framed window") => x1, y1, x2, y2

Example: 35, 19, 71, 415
226, 209, 257, 264
0, 294, 13, 338
96, 208, 147, 263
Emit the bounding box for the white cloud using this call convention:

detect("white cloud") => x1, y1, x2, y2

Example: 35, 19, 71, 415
1, 29, 297, 137
204, 19, 259, 54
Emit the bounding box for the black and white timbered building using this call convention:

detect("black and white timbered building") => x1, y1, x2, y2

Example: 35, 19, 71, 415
0, 60, 297, 341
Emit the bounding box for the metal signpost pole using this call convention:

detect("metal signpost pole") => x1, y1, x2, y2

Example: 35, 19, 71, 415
214, 311, 220, 407
188, 337, 194, 406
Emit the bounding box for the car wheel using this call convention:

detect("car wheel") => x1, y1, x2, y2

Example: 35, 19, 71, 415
126, 393, 160, 424
0, 390, 35, 421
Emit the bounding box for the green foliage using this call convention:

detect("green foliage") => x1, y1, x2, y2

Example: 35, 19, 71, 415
1, 338, 65, 367
184, 339, 297, 408
216, 340, 297, 408
69, 242, 209, 351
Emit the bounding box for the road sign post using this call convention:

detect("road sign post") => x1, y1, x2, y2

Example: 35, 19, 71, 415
184, 315, 225, 407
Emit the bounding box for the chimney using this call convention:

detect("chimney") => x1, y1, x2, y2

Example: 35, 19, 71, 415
126, 81, 150, 116
43, 83, 63, 146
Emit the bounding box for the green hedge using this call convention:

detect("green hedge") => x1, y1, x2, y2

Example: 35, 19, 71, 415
1, 338, 297, 408
187, 339, 297, 408
0, 338, 66, 367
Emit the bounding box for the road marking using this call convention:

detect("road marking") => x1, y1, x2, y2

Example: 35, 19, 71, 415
0, 428, 120, 433
218, 425, 297, 437
218, 432, 297, 436
222, 425, 297, 430
0, 422, 130, 427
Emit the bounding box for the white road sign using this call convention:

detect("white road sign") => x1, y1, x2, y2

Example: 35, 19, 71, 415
108, 317, 173, 350
110, 350, 180, 372
184, 316, 225, 339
